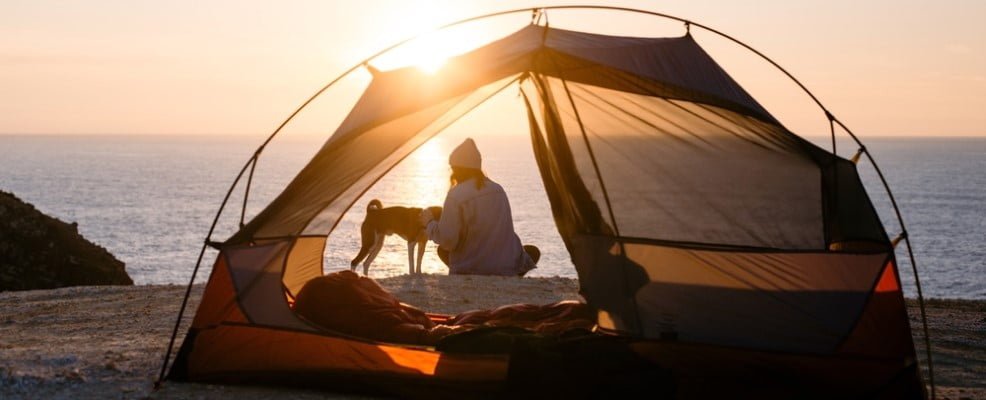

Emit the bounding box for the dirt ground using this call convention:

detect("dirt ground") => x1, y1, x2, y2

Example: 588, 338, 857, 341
0, 275, 982, 399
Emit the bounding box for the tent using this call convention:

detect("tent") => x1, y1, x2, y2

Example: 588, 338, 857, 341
160, 8, 929, 399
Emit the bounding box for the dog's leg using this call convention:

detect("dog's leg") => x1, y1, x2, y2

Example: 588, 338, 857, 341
351, 223, 375, 270
407, 240, 415, 275
363, 233, 384, 276
415, 236, 427, 274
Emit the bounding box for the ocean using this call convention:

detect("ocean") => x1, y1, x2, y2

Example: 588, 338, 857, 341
0, 134, 983, 299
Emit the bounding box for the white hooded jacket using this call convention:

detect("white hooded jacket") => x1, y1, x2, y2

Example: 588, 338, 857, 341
425, 177, 535, 276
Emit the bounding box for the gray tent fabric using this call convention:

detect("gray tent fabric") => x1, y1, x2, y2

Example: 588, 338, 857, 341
218, 24, 910, 362
228, 25, 802, 244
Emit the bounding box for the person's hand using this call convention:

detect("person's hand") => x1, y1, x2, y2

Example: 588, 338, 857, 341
418, 209, 433, 226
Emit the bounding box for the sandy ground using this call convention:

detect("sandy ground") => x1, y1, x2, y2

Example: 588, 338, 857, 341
0, 275, 982, 399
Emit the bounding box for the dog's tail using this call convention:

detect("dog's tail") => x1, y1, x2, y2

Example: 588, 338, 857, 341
352, 199, 383, 269
351, 222, 375, 268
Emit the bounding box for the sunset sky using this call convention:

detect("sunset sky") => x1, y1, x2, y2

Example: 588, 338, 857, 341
2, 0, 984, 137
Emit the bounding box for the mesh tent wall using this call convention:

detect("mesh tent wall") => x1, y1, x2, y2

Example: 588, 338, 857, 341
160, 9, 929, 399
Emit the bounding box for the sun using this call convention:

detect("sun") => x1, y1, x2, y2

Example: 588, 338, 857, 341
377, 30, 462, 74
370, 16, 489, 74
411, 32, 452, 74
416, 53, 447, 74
367, 4, 501, 74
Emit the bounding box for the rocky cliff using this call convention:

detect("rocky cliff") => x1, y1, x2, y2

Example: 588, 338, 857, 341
0, 191, 132, 291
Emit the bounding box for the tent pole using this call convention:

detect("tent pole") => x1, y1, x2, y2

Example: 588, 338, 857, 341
833, 118, 935, 399
153, 243, 206, 389
164, 4, 933, 395
154, 155, 255, 388
226, 5, 846, 223
240, 155, 258, 228
233, 8, 538, 165
220, 5, 880, 235
152, 10, 530, 388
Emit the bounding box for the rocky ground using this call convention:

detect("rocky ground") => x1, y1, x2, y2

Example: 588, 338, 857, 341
910, 298, 986, 399
0, 276, 981, 399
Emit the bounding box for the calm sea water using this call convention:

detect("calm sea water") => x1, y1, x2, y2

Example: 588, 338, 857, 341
0, 134, 983, 299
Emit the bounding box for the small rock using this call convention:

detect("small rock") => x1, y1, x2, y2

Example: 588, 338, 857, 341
60, 368, 85, 382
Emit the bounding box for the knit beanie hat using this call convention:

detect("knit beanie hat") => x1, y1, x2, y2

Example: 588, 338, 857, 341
449, 138, 482, 169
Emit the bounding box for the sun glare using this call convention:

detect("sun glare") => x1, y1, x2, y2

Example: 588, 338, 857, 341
413, 138, 445, 164
372, 25, 480, 74
417, 56, 446, 74
400, 30, 461, 74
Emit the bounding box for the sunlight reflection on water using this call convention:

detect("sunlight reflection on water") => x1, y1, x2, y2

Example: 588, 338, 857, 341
322, 134, 575, 279
1, 135, 980, 298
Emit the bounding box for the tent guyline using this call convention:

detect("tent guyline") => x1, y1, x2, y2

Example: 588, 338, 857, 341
156, 6, 935, 397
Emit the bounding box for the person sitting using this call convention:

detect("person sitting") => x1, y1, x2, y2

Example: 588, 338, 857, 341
419, 138, 539, 276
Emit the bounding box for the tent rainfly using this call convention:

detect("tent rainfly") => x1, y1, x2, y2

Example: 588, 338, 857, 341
159, 8, 930, 399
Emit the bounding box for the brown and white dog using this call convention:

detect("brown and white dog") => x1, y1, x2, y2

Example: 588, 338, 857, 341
350, 199, 442, 275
